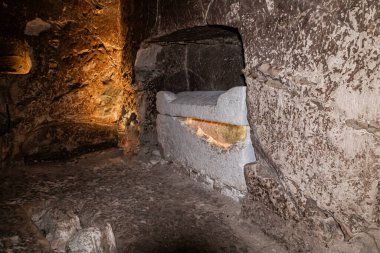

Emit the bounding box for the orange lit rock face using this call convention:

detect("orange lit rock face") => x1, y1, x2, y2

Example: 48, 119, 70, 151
0, 0, 139, 162
183, 118, 246, 149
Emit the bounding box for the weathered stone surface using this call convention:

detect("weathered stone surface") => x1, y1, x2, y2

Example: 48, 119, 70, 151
24, 18, 51, 36
328, 232, 380, 253
32, 206, 117, 253
66, 224, 117, 253
157, 86, 249, 126
241, 3, 380, 232
244, 162, 299, 220
32, 208, 81, 253
157, 114, 255, 197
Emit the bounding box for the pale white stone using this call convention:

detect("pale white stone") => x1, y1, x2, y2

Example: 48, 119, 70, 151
156, 86, 249, 126
157, 114, 255, 196
150, 159, 159, 165
24, 18, 51, 36
152, 150, 161, 156
32, 208, 81, 253
66, 223, 117, 253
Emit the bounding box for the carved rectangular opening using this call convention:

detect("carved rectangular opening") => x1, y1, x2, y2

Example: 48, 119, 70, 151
135, 26, 256, 200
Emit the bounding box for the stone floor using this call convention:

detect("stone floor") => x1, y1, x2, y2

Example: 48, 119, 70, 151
0, 145, 288, 253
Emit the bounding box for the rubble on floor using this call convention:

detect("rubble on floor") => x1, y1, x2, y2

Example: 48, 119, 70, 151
1, 146, 378, 253
0, 147, 287, 253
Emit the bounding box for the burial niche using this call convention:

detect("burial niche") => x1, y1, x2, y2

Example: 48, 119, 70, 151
135, 26, 255, 200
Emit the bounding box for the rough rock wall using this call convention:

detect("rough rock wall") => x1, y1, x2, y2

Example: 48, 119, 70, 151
242, 0, 380, 236
138, 41, 245, 92
127, 0, 380, 236
0, 0, 138, 163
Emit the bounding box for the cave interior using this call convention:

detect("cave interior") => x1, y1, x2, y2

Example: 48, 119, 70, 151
0, 0, 379, 252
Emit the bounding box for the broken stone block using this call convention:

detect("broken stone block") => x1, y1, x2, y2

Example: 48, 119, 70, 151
66, 223, 117, 253
157, 86, 249, 126
152, 149, 160, 157
24, 18, 51, 36
157, 115, 254, 195
32, 208, 81, 253
157, 86, 255, 200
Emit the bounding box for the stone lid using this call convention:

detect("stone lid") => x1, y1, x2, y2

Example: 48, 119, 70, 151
156, 86, 249, 126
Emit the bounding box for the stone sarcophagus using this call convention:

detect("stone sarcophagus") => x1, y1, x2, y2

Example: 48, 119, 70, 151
156, 87, 255, 200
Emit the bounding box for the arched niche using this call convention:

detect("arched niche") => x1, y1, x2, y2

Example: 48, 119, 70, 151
134, 25, 246, 131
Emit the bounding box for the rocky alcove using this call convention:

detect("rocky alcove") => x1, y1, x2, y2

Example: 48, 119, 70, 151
134, 25, 246, 132
134, 26, 256, 200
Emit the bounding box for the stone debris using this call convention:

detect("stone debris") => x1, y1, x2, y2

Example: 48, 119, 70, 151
32, 207, 117, 253
0, 236, 21, 249
24, 18, 51, 36
159, 160, 167, 165
149, 159, 159, 165
152, 150, 160, 157
107, 157, 127, 166
66, 223, 117, 253
32, 208, 81, 252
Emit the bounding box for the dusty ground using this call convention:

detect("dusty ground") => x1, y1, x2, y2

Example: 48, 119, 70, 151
0, 144, 288, 253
